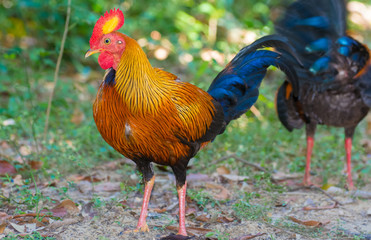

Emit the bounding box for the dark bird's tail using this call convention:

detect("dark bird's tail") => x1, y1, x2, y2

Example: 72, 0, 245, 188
207, 35, 301, 127
274, 0, 371, 131
275, 0, 369, 86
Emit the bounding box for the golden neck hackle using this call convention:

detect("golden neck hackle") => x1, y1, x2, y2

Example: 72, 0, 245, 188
114, 34, 170, 115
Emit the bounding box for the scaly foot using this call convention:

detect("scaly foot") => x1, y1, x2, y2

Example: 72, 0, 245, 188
124, 222, 149, 233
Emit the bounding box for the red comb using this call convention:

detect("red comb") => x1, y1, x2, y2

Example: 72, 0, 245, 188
89, 8, 125, 47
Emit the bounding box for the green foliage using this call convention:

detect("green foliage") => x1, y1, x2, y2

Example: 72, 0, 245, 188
187, 188, 220, 210
2, 231, 56, 240
205, 230, 231, 240
233, 191, 271, 221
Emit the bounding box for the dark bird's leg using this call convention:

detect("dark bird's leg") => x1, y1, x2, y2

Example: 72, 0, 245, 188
126, 161, 154, 233
345, 127, 356, 190
171, 162, 188, 236
304, 123, 316, 186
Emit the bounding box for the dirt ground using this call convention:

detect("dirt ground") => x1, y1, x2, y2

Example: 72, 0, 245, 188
1, 159, 371, 240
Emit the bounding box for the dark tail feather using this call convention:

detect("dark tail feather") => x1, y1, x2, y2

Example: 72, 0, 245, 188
358, 67, 371, 107
207, 35, 300, 126
275, 0, 370, 90
275, 81, 305, 131
234, 34, 304, 67
275, 0, 347, 68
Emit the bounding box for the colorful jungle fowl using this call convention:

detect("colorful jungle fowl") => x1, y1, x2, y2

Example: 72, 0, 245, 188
85, 8, 300, 237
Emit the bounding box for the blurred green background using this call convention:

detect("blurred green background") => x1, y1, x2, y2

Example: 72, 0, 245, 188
0, 0, 370, 186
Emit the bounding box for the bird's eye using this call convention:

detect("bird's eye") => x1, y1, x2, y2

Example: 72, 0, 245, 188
104, 38, 111, 45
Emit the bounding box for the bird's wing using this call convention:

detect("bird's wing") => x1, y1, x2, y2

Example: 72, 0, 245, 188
154, 68, 224, 146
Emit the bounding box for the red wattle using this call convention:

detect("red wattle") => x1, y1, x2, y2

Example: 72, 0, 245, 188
98, 52, 114, 70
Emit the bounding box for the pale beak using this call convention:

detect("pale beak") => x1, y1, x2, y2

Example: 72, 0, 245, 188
85, 49, 101, 58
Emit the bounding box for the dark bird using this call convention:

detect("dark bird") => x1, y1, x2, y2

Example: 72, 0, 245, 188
275, 0, 371, 189
85, 9, 300, 237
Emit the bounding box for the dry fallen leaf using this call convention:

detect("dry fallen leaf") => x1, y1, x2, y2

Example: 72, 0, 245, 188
0, 160, 16, 175
195, 214, 210, 222
77, 181, 93, 194
48, 217, 81, 230
9, 222, 36, 233
41, 207, 67, 218
19, 146, 32, 156
0, 212, 9, 222
288, 216, 330, 227
0, 223, 7, 234
272, 172, 302, 181
29, 160, 43, 170
186, 173, 210, 183
13, 174, 23, 185
216, 216, 234, 223
232, 233, 267, 240
205, 183, 230, 200
94, 182, 121, 192
185, 207, 197, 216
68, 174, 105, 183
216, 166, 231, 175
42, 199, 80, 217
221, 174, 250, 182
57, 199, 79, 214
152, 208, 167, 213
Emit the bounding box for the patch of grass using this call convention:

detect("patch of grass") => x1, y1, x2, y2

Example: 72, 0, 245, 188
232, 191, 271, 221
187, 188, 220, 210
253, 172, 285, 193
92, 195, 106, 208
2, 231, 56, 240
1, 173, 49, 218
205, 230, 231, 240
271, 217, 324, 239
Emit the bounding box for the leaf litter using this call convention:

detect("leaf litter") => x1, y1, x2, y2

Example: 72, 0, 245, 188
0, 159, 370, 239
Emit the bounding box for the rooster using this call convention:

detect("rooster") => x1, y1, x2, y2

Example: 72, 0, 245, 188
85, 9, 300, 237
275, 0, 371, 190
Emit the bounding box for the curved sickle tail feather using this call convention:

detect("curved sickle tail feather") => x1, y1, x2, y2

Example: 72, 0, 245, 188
207, 35, 301, 128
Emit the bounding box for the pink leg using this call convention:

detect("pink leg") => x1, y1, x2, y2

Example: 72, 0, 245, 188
177, 182, 187, 236
303, 136, 314, 186
345, 138, 355, 190
126, 175, 155, 233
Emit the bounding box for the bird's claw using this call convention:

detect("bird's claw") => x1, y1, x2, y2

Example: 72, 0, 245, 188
346, 183, 356, 191
124, 223, 149, 233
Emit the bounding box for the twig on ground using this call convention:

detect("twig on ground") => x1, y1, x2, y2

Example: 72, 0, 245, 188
212, 154, 278, 184
11, 213, 54, 219
47, 217, 81, 230
212, 154, 236, 165
43, 0, 72, 141
233, 155, 269, 173
310, 185, 343, 206
303, 202, 338, 211
212, 154, 268, 173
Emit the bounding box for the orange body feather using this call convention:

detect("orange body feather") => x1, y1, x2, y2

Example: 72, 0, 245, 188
93, 35, 215, 166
